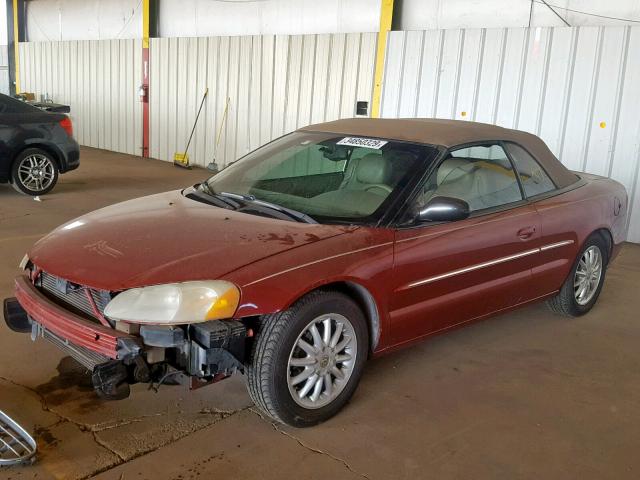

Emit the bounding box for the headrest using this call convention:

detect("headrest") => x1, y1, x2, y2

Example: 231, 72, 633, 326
384, 150, 415, 164
356, 153, 391, 185
437, 158, 472, 185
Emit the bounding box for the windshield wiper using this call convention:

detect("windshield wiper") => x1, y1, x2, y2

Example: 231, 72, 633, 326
194, 183, 241, 209
219, 192, 318, 224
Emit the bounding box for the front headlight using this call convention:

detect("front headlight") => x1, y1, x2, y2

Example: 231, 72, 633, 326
104, 281, 240, 325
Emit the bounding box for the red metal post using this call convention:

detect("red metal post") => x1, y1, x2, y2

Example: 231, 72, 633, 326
142, 47, 150, 158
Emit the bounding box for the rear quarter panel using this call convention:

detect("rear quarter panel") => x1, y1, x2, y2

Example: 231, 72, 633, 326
0, 112, 72, 177
531, 174, 628, 295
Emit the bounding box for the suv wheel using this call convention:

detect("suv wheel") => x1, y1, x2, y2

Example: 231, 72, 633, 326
247, 290, 368, 427
11, 148, 59, 195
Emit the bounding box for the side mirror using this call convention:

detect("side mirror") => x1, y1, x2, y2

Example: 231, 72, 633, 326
417, 196, 470, 223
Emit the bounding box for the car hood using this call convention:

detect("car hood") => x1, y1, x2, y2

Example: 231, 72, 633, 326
28, 190, 354, 291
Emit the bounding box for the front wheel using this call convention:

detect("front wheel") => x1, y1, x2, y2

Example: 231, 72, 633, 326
11, 148, 59, 195
247, 290, 368, 427
546, 233, 608, 317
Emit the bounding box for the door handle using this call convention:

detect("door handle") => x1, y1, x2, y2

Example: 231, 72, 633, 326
517, 226, 536, 240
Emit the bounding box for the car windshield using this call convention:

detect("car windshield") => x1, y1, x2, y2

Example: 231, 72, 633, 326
203, 131, 438, 223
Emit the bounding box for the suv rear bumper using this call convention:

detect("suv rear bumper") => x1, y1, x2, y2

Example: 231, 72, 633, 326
9, 275, 139, 359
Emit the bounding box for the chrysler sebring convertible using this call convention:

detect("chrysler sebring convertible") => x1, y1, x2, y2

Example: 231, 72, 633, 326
3, 118, 628, 427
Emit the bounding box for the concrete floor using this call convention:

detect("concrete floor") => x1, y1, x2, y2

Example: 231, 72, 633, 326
1, 147, 639, 480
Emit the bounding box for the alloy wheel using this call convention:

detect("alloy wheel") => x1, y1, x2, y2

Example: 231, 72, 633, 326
574, 245, 603, 305
16, 154, 56, 192
287, 313, 358, 409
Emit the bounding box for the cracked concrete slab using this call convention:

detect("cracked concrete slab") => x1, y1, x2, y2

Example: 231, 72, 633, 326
0, 378, 61, 431
93, 410, 366, 480
252, 409, 371, 479
91, 407, 241, 463
2, 148, 640, 480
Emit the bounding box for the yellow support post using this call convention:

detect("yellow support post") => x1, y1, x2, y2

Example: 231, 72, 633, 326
13, 0, 20, 93
371, 0, 394, 118
142, 0, 150, 49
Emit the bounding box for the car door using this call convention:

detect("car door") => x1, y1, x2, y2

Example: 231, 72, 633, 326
503, 141, 580, 299
388, 142, 542, 347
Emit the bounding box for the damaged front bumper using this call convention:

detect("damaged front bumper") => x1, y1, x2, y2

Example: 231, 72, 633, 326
10, 275, 140, 360
4, 275, 248, 400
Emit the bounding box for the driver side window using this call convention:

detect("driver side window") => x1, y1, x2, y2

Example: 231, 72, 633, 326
418, 143, 523, 213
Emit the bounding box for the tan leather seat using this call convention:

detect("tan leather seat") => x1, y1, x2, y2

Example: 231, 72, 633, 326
310, 153, 393, 215
355, 153, 392, 186
429, 158, 521, 211
339, 153, 392, 191
420, 158, 474, 205
437, 158, 473, 185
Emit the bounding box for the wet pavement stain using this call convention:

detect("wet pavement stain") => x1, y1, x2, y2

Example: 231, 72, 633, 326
34, 356, 98, 409
33, 425, 59, 447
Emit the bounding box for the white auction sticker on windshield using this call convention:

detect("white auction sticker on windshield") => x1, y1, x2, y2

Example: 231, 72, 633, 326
336, 137, 388, 149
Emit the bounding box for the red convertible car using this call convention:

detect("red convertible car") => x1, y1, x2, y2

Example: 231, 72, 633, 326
3, 119, 628, 427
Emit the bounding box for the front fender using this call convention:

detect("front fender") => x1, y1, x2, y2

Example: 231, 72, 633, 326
225, 227, 394, 351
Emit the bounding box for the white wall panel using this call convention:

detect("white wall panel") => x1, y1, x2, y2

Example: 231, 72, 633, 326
26, 0, 142, 42
158, 0, 380, 38
19, 39, 142, 156
381, 26, 640, 243
399, 0, 640, 30
149, 32, 377, 169
0, 46, 9, 95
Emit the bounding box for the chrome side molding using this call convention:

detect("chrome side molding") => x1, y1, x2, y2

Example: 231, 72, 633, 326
400, 240, 575, 290
539, 240, 575, 251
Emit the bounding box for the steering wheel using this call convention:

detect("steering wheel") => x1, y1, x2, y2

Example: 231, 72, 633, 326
364, 184, 393, 194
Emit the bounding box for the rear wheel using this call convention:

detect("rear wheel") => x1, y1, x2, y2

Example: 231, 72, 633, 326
11, 148, 59, 195
546, 234, 608, 317
247, 290, 368, 427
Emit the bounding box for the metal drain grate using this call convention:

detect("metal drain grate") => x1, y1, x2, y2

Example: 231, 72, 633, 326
0, 409, 37, 466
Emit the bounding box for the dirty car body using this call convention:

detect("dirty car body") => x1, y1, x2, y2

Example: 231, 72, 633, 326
3, 118, 628, 427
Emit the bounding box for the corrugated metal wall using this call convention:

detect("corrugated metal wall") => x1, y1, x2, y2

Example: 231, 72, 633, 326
18, 40, 142, 155
15, 27, 640, 243
0, 46, 9, 95
149, 33, 376, 168
381, 26, 640, 243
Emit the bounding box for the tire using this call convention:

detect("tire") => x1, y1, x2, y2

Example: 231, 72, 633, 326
11, 148, 59, 196
247, 290, 368, 427
546, 233, 609, 317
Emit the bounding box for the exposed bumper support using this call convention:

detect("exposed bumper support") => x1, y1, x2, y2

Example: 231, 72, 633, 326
31, 322, 110, 371
12, 275, 140, 360
6, 276, 248, 400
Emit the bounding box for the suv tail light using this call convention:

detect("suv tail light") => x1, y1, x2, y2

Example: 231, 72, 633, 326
59, 116, 73, 137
